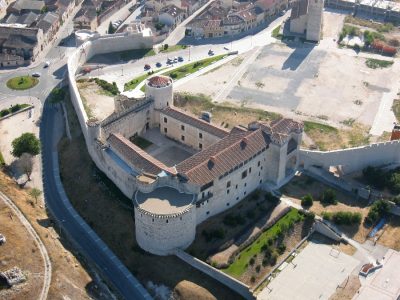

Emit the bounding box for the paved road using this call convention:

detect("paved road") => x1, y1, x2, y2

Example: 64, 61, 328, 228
40, 104, 152, 300
0, 191, 52, 300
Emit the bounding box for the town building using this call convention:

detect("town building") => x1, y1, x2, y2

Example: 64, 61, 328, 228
73, 5, 97, 31
7, 0, 45, 15
83, 74, 303, 255
158, 4, 186, 27
289, 0, 324, 42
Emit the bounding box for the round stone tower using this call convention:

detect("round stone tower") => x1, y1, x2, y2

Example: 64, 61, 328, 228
134, 186, 196, 255
145, 75, 173, 110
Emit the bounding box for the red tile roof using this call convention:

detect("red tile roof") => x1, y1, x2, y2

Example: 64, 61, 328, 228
161, 106, 229, 139
108, 133, 177, 176
177, 127, 269, 185
147, 75, 172, 88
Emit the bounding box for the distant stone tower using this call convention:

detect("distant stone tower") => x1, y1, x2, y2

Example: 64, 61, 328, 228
306, 0, 324, 42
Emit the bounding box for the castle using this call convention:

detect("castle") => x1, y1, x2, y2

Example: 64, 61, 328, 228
85, 75, 304, 255
289, 0, 324, 42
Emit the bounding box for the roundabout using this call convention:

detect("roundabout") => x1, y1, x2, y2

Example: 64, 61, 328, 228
6, 76, 39, 90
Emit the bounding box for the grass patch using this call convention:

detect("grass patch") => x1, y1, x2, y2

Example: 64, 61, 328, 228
0, 150, 4, 166
164, 55, 226, 81
159, 44, 187, 54
272, 25, 282, 39
392, 99, 400, 123
174, 93, 281, 129
365, 58, 393, 69
303, 121, 338, 134
345, 16, 394, 33
6, 76, 38, 90
223, 208, 302, 277
119, 48, 155, 61
0, 103, 30, 118
130, 136, 152, 149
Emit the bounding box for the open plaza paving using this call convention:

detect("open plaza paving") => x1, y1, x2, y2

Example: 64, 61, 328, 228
257, 239, 360, 300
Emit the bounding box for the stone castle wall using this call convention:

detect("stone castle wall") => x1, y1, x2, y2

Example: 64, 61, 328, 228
300, 140, 400, 174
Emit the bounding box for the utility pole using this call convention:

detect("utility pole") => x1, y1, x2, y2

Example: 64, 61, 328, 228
188, 46, 191, 61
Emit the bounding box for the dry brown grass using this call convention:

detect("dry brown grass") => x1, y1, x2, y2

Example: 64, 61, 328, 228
281, 174, 371, 243
329, 275, 361, 300
174, 280, 217, 300
305, 122, 370, 151
0, 171, 93, 300
57, 109, 243, 300
376, 216, 400, 250
0, 201, 43, 300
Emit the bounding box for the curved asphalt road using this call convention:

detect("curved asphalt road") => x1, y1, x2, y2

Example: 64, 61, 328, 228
40, 104, 152, 300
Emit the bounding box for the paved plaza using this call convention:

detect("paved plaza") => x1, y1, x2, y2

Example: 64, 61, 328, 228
257, 240, 360, 300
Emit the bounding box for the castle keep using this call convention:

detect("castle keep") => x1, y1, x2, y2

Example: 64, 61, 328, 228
85, 75, 304, 255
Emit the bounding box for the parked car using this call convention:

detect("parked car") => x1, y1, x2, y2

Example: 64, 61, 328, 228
32, 72, 41, 77
167, 58, 173, 64
208, 49, 214, 56
44, 61, 50, 68
223, 46, 229, 50
173, 56, 178, 62
178, 56, 183, 62
144, 64, 151, 70
156, 62, 162, 67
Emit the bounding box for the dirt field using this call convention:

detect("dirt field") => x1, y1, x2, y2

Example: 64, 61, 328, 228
76, 79, 115, 121
329, 275, 361, 300
0, 201, 43, 300
376, 216, 400, 250
0, 171, 95, 300
57, 97, 243, 300
281, 173, 371, 243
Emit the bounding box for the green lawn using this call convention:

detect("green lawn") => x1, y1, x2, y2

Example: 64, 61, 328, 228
303, 121, 338, 134
223, 208, 302, 277
119, 48, 156, 61
164, 55, 226, 81
124, 73, 154, 91
159, 44, 187, 54
0, 103, 30, 118
365, 58, 393, 69
272, 25, 282, 39
130, 136, 152, 149
6, 76, 39, 90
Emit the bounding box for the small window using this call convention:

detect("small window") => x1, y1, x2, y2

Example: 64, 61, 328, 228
181, 135, 185, 141
164, 117, 167, 123
164, 127, 167, 133
166, 219, 169, 223
259, 179, 262, 184
227, 202, 230, 206
249, 167, 252, 173
227, 181, 231, 188
259, 172, 261, 176
236, 196, 239, 200
152, 218, 154, 222
199, 132, 203, 139
227, 189, 230, 194
199, 143, 203, 149
242, 170, 247, 179
236, 184, 238, 189
244, 183, 247, 187
258, 161, 261, 167
181, 125, 185, 131
244, 191, 247, 195
206, 211, 210, 215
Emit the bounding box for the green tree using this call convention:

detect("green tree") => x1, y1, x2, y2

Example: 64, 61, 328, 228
301, 194, 313, 207
11, 133, 40, 157
29, 188, 42, 204
321, 189, 337, 205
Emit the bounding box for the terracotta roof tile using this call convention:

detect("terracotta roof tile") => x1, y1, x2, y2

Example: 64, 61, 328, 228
147, 75, 172, 88
161, 107, 229, 139
177, 127, 269, 185
108, 133, 177, 176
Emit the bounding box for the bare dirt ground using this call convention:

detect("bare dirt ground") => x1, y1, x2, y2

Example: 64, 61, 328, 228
329, 275, 361, 300
376, 216, 400, 251
0, 171, 95, 300
281, 173, 371, 243
57, 97, 242, 300
0, 99, 42, 189
77, 80, 115, 121
175, 11, 399, 133
0, 201, 43, 300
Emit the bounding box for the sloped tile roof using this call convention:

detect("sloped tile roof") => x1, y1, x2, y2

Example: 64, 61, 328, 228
147, 75, 171, 87
108, 133, 177, 176
161, 106, 229, 139
252, 118, 303, 145
177, 127, 269, 185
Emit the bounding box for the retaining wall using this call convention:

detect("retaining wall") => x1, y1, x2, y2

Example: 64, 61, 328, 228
314, 220, 342, 241
174, 249, 255, 300
300, 141, 400, 174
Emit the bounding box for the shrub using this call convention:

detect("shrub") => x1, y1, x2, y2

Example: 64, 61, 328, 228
255, 265, 261, 273
169, 72, 178, 79
11, 132, 40, 157
0, 109, 10, 117
363, 166, 386, 189
223, 213, 246, 227
321, 189, 337, 205
387, 172, 400, 194
10, 104, 21, 113
246, 210, 255, 219
277, 244, 286, 254
269, 252, 278, 265
365, 200, 390, 225
332, 211, 362, 225
249, 257, 255, 265
94, 78, 119, 95
250, 276, 256, 283
202, 228, 225, 242
301, 194, 313, 207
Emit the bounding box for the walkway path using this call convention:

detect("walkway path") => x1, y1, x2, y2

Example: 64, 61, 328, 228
0, 191, 51, 300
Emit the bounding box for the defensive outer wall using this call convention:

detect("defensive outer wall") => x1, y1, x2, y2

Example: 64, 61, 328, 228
300, 141, 400, 174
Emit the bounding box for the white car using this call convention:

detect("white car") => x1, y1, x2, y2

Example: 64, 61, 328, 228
44, 61, 50, 68
32, 72, 41, 77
